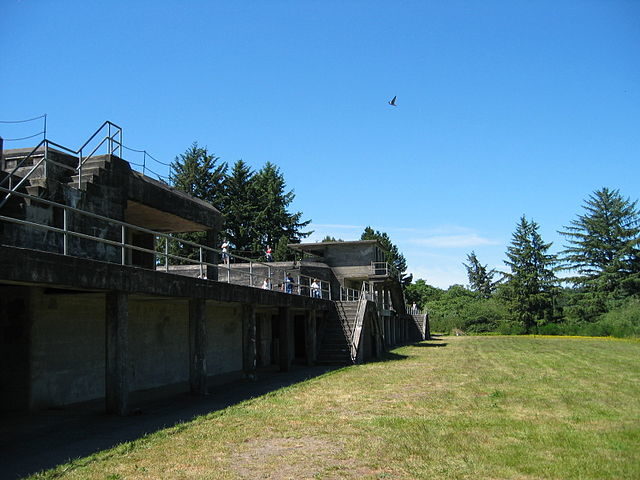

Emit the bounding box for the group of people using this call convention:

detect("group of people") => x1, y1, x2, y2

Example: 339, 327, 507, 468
220, 240, 273, 264
260, 275, 322, 298
220, 240, 321, 298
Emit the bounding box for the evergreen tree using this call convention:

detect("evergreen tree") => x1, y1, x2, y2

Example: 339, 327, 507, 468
559, 187, 640, 296
361, 226, 409, 282
169, 142, 227, 207
252, 161, 312, 255
164, 143, 227, 262
222, 160, 257, 257
274, 234, 294, 261
321, 235, 343, 242
464, 251, 497, 298
503, 215, 558, 332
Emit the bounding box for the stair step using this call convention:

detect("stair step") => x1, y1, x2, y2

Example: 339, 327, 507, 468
25, 185, 45, 197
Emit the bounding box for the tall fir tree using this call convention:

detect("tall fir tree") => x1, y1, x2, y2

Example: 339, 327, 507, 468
252, 161, 311, 256
222, 160, 257, 256
464, 251, 497, 298
169, 142, 227, 208
559, 187, 640, 297
164, 143, 227, 262
503, 215, 558, 332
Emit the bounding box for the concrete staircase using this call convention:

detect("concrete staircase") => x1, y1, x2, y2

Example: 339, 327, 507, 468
316, 300, 357, 365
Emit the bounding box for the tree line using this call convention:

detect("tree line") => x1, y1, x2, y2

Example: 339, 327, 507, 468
406, 187, 640, 338
164, 142, 311, 262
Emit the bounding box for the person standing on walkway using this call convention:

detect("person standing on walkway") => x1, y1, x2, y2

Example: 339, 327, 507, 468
221, 240, 230, 265
285, 273, 294, 294
311, 278, 321, 298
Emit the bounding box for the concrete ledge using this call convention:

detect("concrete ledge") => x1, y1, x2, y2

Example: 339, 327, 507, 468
0, 245, 333, 310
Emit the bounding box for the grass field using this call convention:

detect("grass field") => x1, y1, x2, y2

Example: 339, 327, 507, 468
30, 336, 640, 480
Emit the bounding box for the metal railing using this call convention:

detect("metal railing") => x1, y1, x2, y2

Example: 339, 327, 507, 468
340, 286, 360, 301
0, 185, 331, 300
370, 261, 398, 278
0, 121, 122, 208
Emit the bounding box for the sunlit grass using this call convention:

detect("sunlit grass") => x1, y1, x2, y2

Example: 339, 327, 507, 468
28, 336, 640, 479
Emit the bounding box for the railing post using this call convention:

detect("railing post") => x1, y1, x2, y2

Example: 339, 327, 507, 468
249, 261, 253, 286
78, 151, 83, 188
43, 141, 48, 179
164, 237, 169, 272
199, 247, 203, 279
63, 207, 68, 255
121, 225, 126, 265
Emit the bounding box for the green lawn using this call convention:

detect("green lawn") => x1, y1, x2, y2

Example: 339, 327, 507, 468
31, 336, 640, 479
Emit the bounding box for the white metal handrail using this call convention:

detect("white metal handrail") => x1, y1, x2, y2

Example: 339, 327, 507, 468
0, 185, 331, 300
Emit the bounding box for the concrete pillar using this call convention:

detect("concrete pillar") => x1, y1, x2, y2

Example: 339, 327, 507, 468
242, 303, 257, 379
189, 298, 208, 394
206, 230, 218, 280
105, 291, 129, 415
278, 307, 291, 372
304, 309, 317, 366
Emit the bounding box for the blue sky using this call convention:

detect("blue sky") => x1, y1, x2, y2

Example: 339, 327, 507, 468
2, 1, 639, 288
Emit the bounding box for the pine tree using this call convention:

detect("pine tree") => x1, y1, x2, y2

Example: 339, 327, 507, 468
559, 187, 640, 296
252, 162, 311, 255
503, 215, 558, 332
464, 251, 497, 298
164, 143, 227, 262
222, 160, 257, 257
169, 142, 227, 208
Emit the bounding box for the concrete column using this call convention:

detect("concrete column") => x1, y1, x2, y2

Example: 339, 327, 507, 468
105, 291, 129, 415
242, 303, 257, 379
206, 230, 218, 280
304, 309, 317, 366
278, 307, 291, 372
189, 298, 208, 394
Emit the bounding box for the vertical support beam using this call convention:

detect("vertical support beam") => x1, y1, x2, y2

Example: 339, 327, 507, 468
242, 303, 257, 379
278, 306, 291, 372
105, 291, 129, 415
206, 229, 218, 281
189, 298, 208, 395
304, 309, 317, 366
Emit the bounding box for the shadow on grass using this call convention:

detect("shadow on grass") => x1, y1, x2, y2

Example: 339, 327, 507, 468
369, 351, 410, 363
0, 365, 338, 480
411, 340, 449, 348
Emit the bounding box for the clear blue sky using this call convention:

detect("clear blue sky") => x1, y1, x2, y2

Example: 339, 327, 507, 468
2, 1, 639, 288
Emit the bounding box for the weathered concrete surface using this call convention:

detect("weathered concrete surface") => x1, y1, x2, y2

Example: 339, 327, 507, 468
106, 291, 129, 415
0, 245, 334, 310
189, 298, 207, 395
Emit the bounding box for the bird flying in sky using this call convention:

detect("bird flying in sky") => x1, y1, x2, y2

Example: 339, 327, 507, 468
388, 95, 397, 106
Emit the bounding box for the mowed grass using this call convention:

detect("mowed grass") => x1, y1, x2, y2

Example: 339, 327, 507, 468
31, 336, 640, 480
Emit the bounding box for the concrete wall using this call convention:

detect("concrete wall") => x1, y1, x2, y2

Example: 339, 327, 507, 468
205, 303, 243, 376
1, 286, 268, 411
129, 299, 189, 393
30, 290, 105, 409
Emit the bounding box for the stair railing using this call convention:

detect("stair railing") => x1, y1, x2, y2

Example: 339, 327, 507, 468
0, 121, 122, 206
349, 283, 369, 362
77, 121, 122, 187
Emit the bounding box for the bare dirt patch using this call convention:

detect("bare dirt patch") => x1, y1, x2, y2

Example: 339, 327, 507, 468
230, 436, 366, 479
